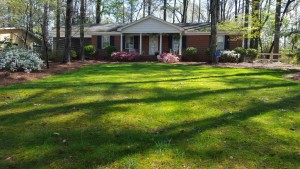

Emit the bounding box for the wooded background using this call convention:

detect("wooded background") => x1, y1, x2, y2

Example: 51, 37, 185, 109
0, 0, 299, 63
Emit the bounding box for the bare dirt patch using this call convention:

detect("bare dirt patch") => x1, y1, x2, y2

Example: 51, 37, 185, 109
0, 60, 107, 86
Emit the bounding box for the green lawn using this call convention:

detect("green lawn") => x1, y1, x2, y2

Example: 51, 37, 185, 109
0, 63, 299, 169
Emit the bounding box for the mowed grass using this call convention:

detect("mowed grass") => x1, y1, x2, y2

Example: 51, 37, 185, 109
0, 63, 299, 169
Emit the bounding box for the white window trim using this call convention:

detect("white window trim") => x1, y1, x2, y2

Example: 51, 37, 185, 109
172, 36, 180, 53
125, 36, 135, 49
217, 35, 225, 50
102, 35, 110, 49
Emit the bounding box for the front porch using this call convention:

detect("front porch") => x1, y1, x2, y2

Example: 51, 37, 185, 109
119, 33, 183, 57
117, 15, 185, 57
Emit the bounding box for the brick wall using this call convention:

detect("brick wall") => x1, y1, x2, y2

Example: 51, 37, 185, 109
229, 35, 243, 50
186, 35, 211, 62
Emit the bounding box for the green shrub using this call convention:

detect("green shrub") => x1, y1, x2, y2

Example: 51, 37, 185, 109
71, 50, 77, 60
234, 47, 247, 62
84, 45, 96, 57
104, 46, 117, 59
205, 48, 211, 56
246, 48, 258, 61
182, 47, 198, 61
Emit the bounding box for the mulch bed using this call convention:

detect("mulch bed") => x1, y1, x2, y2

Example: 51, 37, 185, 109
0, 60, 106, 86
1, 61, 300, 86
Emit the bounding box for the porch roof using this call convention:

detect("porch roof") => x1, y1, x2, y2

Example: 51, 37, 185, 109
117, 15, 184, 33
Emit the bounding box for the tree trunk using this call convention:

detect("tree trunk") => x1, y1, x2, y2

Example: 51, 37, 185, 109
163, 0, 167, 21
192, 0, 195, 22
182, 0, 188, 23
198, 0, 201, 22
269, 0, 295, 53
96, 0, 102, 24
173, 0, 176, 23
64, 0, 73, 64
148, 0, 151, 16
234, 0, 238, 19
244, 0, 249, 49
143, 0, 146, 17
210, 0, 218, 63
250, 0, 259, 49
206, 0, 210, 22
42, 0, 49, 69
80, 0, 85, 61
273, 0, 281, 54
56, 0, 61, 54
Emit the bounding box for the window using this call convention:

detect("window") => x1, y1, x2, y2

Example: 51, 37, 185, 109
172, 37, 180, 53
125, 36, 134, 49
102, 35, 110, 49
217, 36, 225, 50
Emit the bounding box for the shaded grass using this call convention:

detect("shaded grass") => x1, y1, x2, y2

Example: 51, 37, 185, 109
0, 63, 299, 168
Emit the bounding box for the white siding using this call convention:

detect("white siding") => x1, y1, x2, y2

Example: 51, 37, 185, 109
122, 18, 181, 33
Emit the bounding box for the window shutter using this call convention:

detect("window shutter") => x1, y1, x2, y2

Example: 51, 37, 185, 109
122, 36, 125, 49
168, 36, 173, 50
209, 35, 211, 47
110, 36, 115, 46
225, 35, 230, 49
182, 36, 187, 48
97, 36, 102, 49
134, 36, 139, 49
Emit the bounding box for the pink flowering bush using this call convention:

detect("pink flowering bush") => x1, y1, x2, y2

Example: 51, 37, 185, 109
159, 52, 180, 63
111, 51, 139, 61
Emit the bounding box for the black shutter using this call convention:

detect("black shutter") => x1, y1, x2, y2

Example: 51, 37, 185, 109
168, 36, 173, 50
134, 36, 139, 49
182, 36, 187, 48
110, 36, 115, 46
209, 35, 211, 47
97, 36, 102, 49
225, 35, 230, 49
122, 36, 125, 49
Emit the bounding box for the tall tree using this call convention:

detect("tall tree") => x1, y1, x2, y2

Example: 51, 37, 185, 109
182, 0, 188, 23
64, 0, 73, 64
56, 0, 61, 54
250, 0, 260, 49
79, 0, 85, 61
173, 0, 177, 23
96, 0, 102, 24
163, 0, 167, 21
210, 0, 218, 63
198, 0, 201, 22
41, 0, 49, 68
148, 0, 152, 15
269, 0, 296, 53
192, 0, 195, 22
244, 0, 249, 48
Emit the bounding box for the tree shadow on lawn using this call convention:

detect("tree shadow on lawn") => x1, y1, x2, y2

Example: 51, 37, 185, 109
0, 63, 299, 168
1, 93, 299, 168
0, 81, 298, 126
0, 87, 300, 168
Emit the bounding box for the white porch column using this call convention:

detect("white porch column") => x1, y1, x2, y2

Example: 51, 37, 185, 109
140, 33, 142, 55
179, 33, 182, 55
120, 33, 123, 52
160, 33, 162, 54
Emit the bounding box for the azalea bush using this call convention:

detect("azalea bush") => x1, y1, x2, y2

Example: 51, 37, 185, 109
111, 51, 139, 61
0, 49, 44, 73
159, 52, 180, 63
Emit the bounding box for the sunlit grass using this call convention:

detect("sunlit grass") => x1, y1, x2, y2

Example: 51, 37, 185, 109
0, 63, 299, 168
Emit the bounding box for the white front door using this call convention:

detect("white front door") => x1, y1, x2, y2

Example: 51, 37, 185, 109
149, 35, 158, 55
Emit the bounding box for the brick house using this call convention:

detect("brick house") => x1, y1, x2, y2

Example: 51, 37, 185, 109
51, 15, 243, 62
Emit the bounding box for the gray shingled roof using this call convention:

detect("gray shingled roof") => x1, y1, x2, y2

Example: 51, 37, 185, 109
69, 22, 210, 32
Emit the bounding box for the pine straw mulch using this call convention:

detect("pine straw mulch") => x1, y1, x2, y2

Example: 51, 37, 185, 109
1, 61, 300, 86
0, 60, 107, 86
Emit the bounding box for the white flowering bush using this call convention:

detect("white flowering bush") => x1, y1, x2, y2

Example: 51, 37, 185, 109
0, 49, 44, 73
